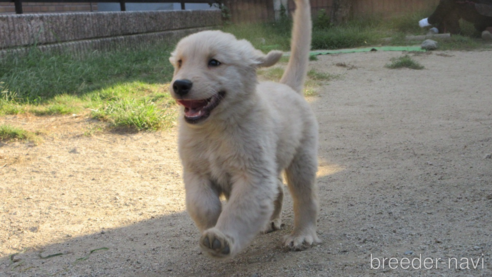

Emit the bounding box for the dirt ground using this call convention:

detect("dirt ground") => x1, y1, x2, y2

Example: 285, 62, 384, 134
1, 50, 491, 277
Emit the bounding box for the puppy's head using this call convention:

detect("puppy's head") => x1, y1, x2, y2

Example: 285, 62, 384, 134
169, 30, 282, 125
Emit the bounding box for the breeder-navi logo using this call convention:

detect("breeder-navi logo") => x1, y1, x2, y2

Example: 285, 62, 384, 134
370, 254, 486, 270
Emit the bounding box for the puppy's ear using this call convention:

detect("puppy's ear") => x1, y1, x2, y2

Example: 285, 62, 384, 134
169, 56, 176, 66
169, 51, 177, 66
255, 50, 283, 68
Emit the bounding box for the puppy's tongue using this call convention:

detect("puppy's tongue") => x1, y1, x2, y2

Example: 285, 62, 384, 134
176, 99, 208, 117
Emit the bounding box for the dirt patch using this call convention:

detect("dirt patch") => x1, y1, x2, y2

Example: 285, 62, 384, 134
1, 50, 492, 276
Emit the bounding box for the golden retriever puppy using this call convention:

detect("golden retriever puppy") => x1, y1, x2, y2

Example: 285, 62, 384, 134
169, 0, 320, 258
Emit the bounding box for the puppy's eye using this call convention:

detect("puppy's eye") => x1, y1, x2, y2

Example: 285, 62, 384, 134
177, 59, 182, 68
208, 59, 221, 67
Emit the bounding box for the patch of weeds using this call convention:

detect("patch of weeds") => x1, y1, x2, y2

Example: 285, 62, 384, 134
386, 55, 424, 70
311, 26, 378, 49
73, 247, 109, 265
437, 35, 483, 50
1, 81, 18, 102
261, 44, 283, 52
309, 55, 319, 61
258, 67, 284, 81
83, 82, 174, 109
303, 80, 319, 97
386, 10, 433, 34
91, 98, 175, 131
307, 69, 338, 81
304, 69, 339, 96
0, 124, 41, 143
149, 92, 172, 103
386, 32, 409, 46
383, 14, 489, 49
387, 31, 485, 50
305, 69, 339, 96
0, 82, 24, 115
279, 56, 290, 63
221, 21, 291, 52
32, 104, 79, 116
0, 101, 26, 115
459, 20, 481, 37
303, 76, 328, 97
257, 68, 335, 97
313, 9, 331, 30
83, 124, 105, 137
335, 62, 357, 70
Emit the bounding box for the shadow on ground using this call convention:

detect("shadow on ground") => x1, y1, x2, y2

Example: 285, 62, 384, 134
1, 172, 346, 277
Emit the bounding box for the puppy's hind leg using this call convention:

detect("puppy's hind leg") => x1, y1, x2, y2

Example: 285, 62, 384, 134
262, 176, 284, 233
284, 142, 321, 250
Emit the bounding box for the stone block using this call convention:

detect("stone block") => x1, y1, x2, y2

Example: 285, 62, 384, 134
119, 11, 141, 35
92, 12, 121, 38
26, 14, 48, 45
1, 10, 221, 51
45, 14, 68, 43
9, 16, 30, 47
0, 16, 11, 48
143, 11, 159, 33
71, 13, 94, 41
154, 11, 174, 32
421, 39, 438, 50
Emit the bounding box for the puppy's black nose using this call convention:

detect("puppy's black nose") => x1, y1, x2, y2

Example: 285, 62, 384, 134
173, 79, 193, 96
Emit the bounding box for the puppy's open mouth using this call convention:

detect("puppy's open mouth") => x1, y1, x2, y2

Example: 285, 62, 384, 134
176, 91, 225, 124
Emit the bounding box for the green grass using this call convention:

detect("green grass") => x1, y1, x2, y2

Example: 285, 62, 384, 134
257, 67, 333, 96
0, 101, 27, 115
222, 15, 383, 51
0, 45, 174, 101
86, 81, 176, 131
384, 10, 433, 34
221, 11, 397, 51
307, 69, 338, 81
91, 98, 175, 131
383, 17, 488, 50
311, 23, 379, 49
1, 8, 487, 133
437, 34, 484, 50
221, 19, 292, 52
223, 9, 491, 52
304, 70, 339, 96
0, 44, 176, 131
386, 55, 424, 70
257, 67, 285, 80
0, 124, 40, 143
83, 124, 104, 137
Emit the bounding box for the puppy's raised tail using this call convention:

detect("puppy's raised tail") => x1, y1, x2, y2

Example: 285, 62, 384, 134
279, 0, 312, 94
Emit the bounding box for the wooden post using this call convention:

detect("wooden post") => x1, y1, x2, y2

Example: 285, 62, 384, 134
120, 1, 126, 11
181, 1, 185, 10
14, 0, 23, 14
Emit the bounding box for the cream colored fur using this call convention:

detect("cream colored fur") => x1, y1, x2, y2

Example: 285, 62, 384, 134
169, 0, 320, 258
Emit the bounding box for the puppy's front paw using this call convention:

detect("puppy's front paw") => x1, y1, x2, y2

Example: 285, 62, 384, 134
284, 228, 321, 251
200, 228, 232, 258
